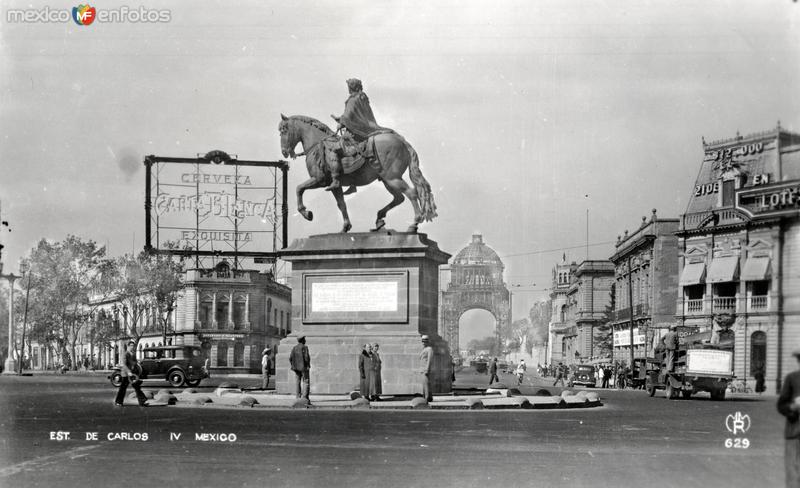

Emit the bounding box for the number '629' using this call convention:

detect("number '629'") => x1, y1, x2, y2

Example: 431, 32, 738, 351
725, 438, 750, 449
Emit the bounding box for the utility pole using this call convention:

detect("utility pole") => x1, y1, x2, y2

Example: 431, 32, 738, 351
628, 256, 635, 371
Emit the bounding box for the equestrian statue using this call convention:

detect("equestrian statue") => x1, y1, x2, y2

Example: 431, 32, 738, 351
279, 78, 437, 233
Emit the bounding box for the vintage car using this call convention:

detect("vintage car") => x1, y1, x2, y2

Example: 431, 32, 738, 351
108, 345, 209, 388
567, 364, 596, 387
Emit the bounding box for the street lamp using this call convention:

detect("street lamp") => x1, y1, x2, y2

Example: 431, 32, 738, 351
1, 266, 20, 375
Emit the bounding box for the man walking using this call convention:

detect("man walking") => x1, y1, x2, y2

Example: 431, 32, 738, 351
290, 336, 311, 401
516, 359, 527, 385
261, 347, 272, 390
419, 335, 434, 402
553, 363, 566, 387
488, 357, 499, 385
114, 340, 147, 407
778, 349, 800, 487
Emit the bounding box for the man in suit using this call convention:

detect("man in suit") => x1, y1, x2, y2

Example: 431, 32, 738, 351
419, 335, 434, 402
114, 340, 147, 407
488, 358, 499, 385
778, 349, 800, 487
290, 336, 311, 401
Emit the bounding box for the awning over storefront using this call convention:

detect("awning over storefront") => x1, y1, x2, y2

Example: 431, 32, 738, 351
707, 256, 740, 283
741, 256, 771, 281
679, 262, 706, 286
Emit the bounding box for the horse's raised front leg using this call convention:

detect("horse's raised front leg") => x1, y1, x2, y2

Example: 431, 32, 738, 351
331, 187, 352, 233
382, 178, 421, 233
296, 177, 324, 221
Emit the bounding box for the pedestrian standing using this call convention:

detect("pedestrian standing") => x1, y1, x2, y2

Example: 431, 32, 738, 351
488, 357, 499, 385
777, 349, 800, 487
370, 343, 382, 401
114, 340, 148, 407
358, 344, 371, 398
419, 335, 434, 402
289, 336, 311, 401
664, 324, 680, 372
261, 347, 272, 390
597, 365, 605, 388
603, 365, 611, 388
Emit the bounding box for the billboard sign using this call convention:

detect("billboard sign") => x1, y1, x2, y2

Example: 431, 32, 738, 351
145, 151, 288, 263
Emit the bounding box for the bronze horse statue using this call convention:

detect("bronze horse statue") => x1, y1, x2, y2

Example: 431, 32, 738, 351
279, 114, 437, 233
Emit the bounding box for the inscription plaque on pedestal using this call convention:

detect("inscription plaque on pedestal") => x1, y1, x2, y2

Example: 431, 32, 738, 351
302, 271, 408, 323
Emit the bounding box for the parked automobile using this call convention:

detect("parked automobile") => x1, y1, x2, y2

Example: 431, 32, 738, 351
108, 345, 209, 388
567, 364, 596, 387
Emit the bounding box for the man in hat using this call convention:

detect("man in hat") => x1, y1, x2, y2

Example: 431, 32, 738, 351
114, 340, 148, 407
289, 336, 311, 401
778, 349, 800, 486
261, 347, 273, 390
419, 335, 434, 402
663, 325, 680, 372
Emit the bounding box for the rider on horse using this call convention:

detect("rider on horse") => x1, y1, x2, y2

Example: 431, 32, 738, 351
327, 78, 386, 193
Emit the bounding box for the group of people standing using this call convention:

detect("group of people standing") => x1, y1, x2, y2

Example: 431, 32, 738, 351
358, 343, 383, 401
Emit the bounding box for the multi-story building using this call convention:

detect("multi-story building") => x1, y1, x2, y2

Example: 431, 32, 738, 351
562, 260, 615, 364
609, 210, 679, 361
26, 261, 291, 374
676, 125, 800, 394
547, 259, 576, 364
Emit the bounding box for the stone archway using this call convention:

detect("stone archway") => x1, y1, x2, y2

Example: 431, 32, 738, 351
441, 235, 510, 355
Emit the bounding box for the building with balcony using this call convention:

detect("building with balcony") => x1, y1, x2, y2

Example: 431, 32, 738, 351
548, 259, 614, 365
547, 259, 577, 364
609, 210, 679, 361
676, 125, 800, 394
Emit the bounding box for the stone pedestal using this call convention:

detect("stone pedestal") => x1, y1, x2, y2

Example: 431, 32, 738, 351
276, 231, 452, 395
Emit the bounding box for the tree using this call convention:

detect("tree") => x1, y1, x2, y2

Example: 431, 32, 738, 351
467, 336, 500, 357
21, 236, 110, 370
104, 249, 184, 346
528, 301, 551, 353
593, 282, 615, 359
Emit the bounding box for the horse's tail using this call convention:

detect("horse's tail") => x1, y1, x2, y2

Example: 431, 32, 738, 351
404, 142, 437, 222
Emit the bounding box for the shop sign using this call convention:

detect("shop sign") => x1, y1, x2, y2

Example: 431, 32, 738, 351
737, 180, 800, 218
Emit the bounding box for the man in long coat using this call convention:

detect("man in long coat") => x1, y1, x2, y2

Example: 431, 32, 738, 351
114, 340, 148, 407
358, 344, 372, 399
370, 343, 382, 401
419, 335, 434, 402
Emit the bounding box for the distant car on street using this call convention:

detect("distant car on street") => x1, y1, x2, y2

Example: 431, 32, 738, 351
108, 345, 209, 388
567, 364, 596, 387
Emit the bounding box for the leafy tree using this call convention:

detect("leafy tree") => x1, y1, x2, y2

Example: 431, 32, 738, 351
528, 300, 551, 353
467, 336, 500, 357
21, 236, 110, 370
593, 282, 615, 359
104, 249, 184, 346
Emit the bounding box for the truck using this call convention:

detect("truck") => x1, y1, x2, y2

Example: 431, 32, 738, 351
645, 344, 734, 400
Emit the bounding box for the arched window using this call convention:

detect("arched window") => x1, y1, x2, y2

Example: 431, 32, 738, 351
750, 331, 766, 377
560, 305, 567, 323
266, 298, 272, 327
233, 342, 244, 367
217, 342, 228, 367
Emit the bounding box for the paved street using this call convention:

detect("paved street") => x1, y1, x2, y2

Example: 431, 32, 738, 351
0, 370, 784, 488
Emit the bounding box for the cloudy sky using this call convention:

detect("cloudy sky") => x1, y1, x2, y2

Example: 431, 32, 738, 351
1, 0, 798, 343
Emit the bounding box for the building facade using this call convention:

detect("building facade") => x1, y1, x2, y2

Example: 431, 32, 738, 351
609, 210, 679, 361
562, 260, 615, 364
676, 125, 800, 394
547, 259, 576, 365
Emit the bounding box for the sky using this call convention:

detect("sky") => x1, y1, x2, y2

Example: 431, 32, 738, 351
1, 0, 799, 339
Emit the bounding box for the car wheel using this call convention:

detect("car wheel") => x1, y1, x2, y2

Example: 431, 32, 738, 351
710, 388, 726, 401
186, 379, 201, 387
682, 390, 692, 399
168, 369, 186, 387
110, 372, 123, 388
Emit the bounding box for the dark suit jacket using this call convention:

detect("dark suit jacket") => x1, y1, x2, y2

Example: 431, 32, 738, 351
778, 370, 800, 438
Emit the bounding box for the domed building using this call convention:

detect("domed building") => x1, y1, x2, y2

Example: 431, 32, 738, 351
439, 235, 510, 355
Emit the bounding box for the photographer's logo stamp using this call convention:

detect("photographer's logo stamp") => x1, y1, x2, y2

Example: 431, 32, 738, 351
72, 5, 96, 25
724, 411, 751, 448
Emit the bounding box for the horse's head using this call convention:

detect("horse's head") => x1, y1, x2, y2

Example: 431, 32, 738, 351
279, 114, 298, 159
